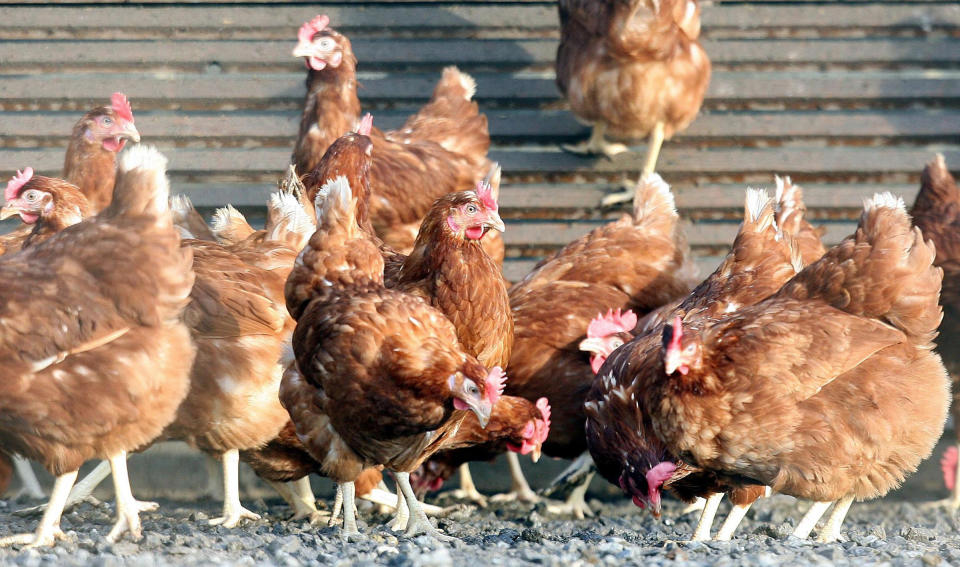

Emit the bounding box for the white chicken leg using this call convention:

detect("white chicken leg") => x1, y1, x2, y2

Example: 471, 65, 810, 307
491, 452, 538, 503
15, 459, 156, 517
209, 449, 260, 527
691, 492, 724, 541
395, 472, 453, 542
0, 470, 77, 549
714, 502, 754, 541
546, 472, 594, 519
12, 457, 45, 500
106, 451, 149, 542
792, 500, 834, 539
815, 495, 854, 543
446, 464, 488, 507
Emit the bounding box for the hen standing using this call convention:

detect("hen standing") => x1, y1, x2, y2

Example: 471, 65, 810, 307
0, 146, 195, 547
282, 176, 504, 539
557, 0, 710, 205
909, 154, 960, 510
290, 16, 500, 262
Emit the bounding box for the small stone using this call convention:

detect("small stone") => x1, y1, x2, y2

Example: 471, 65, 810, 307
922, 554, 943, 566
521, 528, 544, 543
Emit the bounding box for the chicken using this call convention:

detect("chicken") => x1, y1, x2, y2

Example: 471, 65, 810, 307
0, 169, 93, 255
63, 93, 142, 212
282, 175, 505, 540
410, 396, 551, 504
291, 16, 501, 263
585, 189, 818, 541
775, 175, 826, 266
556, 0, 710, 205
497, 173, 694, 506
0, 145, 195, 548
909, 154, 960, 510
590, 189, 948, 543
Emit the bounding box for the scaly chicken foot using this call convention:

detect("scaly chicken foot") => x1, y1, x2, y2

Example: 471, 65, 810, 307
815, 495, 854, 543
388, 487, 409, 532
340, 482, 361, 539
562, 123, 629, 158
395, 472, 455, 542
445, 464, 488, 507
209, 449, 261, 528
11, 457, 45, 501
106, 451, 149, 542
0, 470, 77, 549
269, 478, 327, 525
545, 472, 594, 519
490, 452, 539, 504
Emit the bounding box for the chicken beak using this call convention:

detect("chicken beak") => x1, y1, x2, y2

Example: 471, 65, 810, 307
531, 445, 542, 463
472, 399, 493, 429
578, 337, 604, 354
663, 349, 682, 375
292, 42, 313, 58
484, 211, 506, 234
120, 121, 141, 143
0, 205, 19, 220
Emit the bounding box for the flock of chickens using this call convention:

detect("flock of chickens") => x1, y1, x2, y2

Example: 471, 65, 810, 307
1, 0, 958, 551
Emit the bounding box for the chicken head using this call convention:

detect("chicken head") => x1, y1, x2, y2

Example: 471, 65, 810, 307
292, 15, 346, 71
506, 397, 552, 463
450, 366, 506, 428
579, 308, 638, 374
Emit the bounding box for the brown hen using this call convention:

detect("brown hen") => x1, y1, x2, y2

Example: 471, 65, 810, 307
0, 146, 195, 548
557, 0, 710, 205
290, 16, 500, 263
0, 170, 93, 255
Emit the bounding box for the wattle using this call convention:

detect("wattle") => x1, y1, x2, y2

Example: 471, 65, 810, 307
465, 225, 485, 240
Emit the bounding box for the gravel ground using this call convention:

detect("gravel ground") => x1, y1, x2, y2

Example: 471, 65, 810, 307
1, 474, 959, 567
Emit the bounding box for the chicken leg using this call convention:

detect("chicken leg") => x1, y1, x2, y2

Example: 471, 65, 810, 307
815, 495, 854, 543
12, 457, 45, 500
15, 459, 157, 518
0, 470, 77, 549
394, 471, 454, 542
714, 502, 753, 541
546, 472, 594, 519
268, 478, 325, 524
562, 123, 629, 158
209, 449, 260, 527
601, 121, 666, 207
339, 481, 360, 538
106, 451, 150, 542
691, 492, 724, 541
680, 497, 707, 516
446, 464, 488, 507
491, 452, 538, 503
388, 486, 409, 532
792, 500, 833, 539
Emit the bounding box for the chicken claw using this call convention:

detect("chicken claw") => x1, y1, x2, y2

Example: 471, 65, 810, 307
562, 124, 628, 158
395, 472, 455, 542
209, 449, 260, 528
1, 471, 78, 549
445, 464, 488, 507
490, 452, 539, 504
544, 472, 594, 519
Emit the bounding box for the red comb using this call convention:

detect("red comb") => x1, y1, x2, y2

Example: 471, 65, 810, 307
943, 446, 958, 491
485, 366, 507, 406
111, 92, 134, 123
476, 180, 498, 212
667, 315, 683, 353
357, 113, 373, 136
5, 167, 33, 202
298, 14, 330, 43
586, 308, 638, 339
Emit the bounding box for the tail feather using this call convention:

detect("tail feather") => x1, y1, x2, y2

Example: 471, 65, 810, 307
632, 173, 678, 230
315, 175, 358, 237
266, 191, 315, 251
784, 192, 942, 342
774, 175, 826, 265
108, 145, 171, 222
211, 204, 255, 245
170, 194, 215, 241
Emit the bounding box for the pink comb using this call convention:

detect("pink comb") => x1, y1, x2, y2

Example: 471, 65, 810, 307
943, 446, 958, 491
298, 14, 330, 44
484, 366, 507, 406
586, 308, 638, 339
5, 167, 33, 202
111, 92, 134, 123
476, 180, 498, 212
357, 113, 373, 136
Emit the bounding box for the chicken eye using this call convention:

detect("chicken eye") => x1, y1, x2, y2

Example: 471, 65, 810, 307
102, 116, 113, 126
319, 38, 334, 49
23, 190, 39, 202
465, 204, 478, 215
612, 339, 624, 349
684, 344, 696, 354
